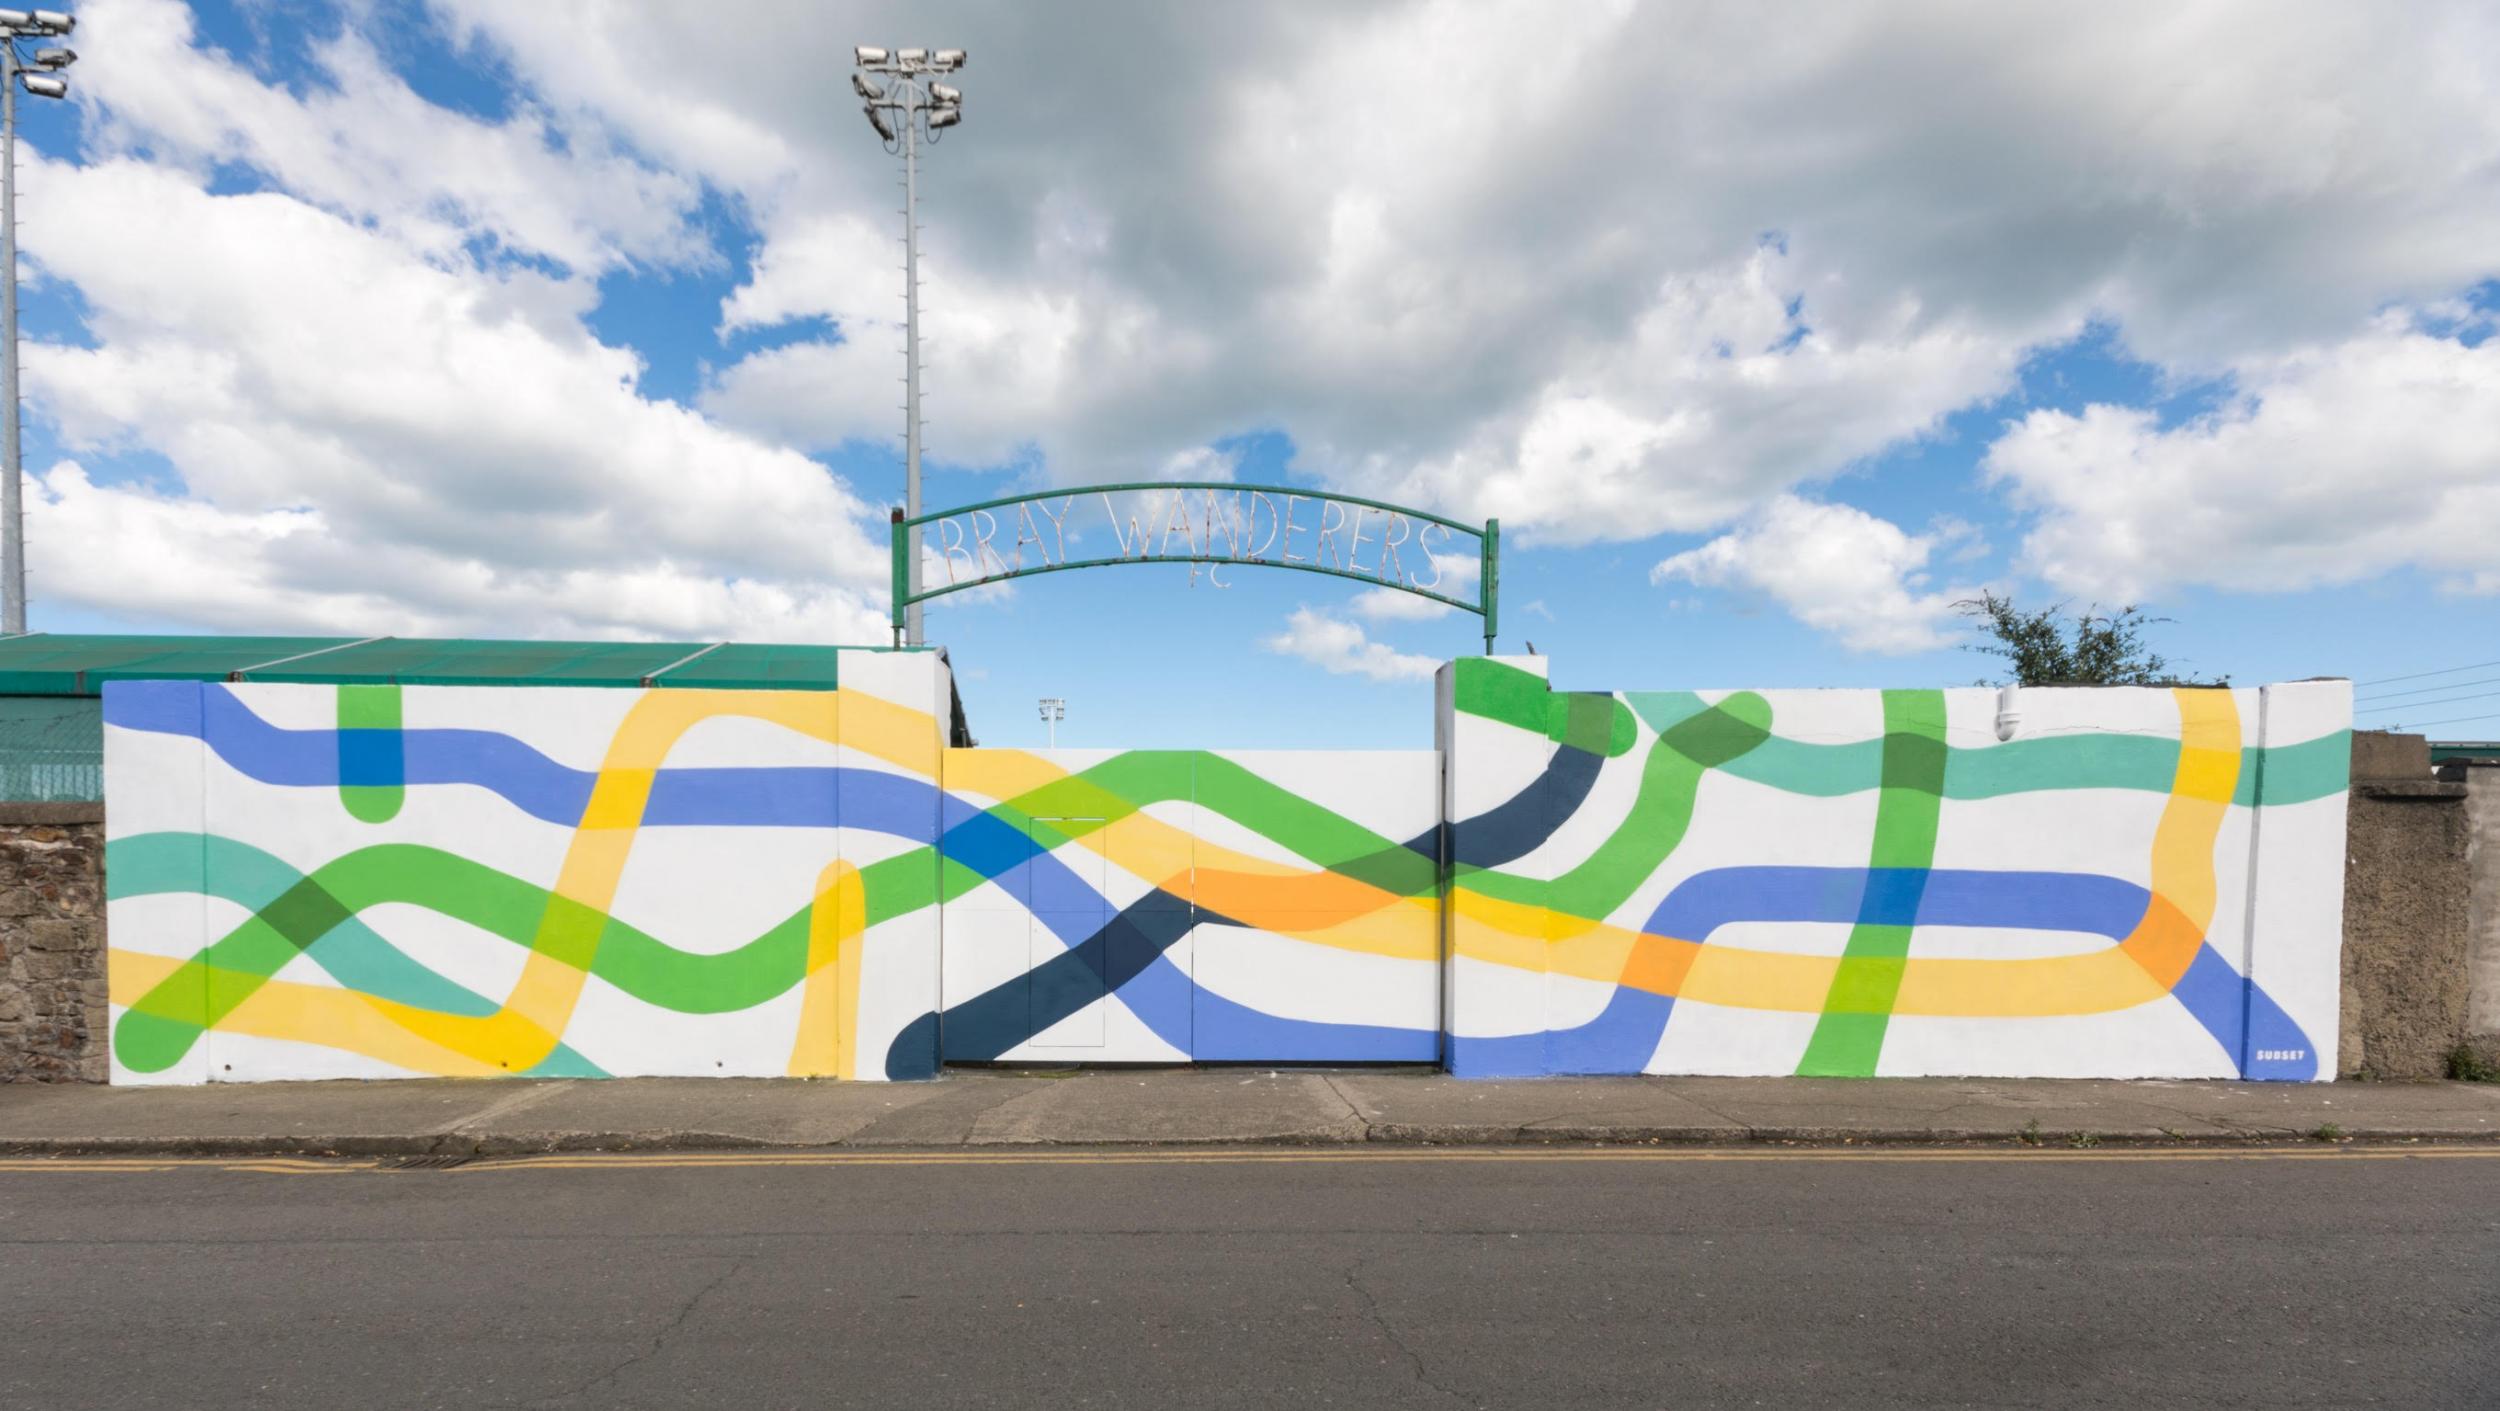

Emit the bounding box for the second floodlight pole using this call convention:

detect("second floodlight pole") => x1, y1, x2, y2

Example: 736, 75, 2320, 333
901, 99, 922, 648
1, 44, 21, 636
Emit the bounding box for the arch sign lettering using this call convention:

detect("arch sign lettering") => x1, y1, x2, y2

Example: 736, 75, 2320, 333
891, 482, 1500, 652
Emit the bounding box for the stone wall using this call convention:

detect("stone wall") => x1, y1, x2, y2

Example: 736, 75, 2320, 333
2449, 759, 2500, 1066
2338, 731, 2473, 1079
0, 804, 107, 1082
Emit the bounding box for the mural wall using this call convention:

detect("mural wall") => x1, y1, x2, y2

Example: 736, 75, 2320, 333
1438, 658, 2352, 1081
935, 749, 1440, 1063
101, 651, 2354, 1085
103, 655, 952, 1084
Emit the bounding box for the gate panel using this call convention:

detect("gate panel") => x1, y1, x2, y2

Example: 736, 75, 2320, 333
1187, 751, 1441, 1061
938, 746, 1440, 1064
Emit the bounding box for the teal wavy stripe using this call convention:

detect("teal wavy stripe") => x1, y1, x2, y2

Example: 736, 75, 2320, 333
109, 832, 608, 1076
113, 833, 501, 1017
1622, 692, 2346, 804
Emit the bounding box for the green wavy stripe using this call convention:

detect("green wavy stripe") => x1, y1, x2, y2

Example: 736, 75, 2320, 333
978, 750, 1438, 897
1459, 659, 1637, 757
1798, 689, 1946, 1076
108, 832, 826, 1073
1458, 691, 1771, 920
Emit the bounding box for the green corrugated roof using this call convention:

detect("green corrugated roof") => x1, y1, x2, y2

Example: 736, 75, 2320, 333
0, 633, 914, 694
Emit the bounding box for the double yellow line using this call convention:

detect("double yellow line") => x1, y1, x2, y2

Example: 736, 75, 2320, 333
3, 1145, 2496, 1177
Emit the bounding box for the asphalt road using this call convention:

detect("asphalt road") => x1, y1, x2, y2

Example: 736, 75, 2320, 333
2, 1146, 2494, 1410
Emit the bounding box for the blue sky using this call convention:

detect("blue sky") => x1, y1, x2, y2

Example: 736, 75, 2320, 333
12, 1, 2500, 749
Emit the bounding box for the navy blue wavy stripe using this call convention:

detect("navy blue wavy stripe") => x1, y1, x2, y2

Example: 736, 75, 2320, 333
1451, 743, 1604, 869
923, 885, 1435, 1064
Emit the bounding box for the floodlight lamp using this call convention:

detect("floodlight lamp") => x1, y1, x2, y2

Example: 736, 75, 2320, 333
28, 8, 68, 32
854, 46, 888, 65
852, 72, 884, 101
933, 49, 966, 70
864, 103, 897, 141
928, 82, 960, 104
927, 103, 961, 130
18, 71, 65, 98
32, 47, 71, 68
896, 47, 926, 64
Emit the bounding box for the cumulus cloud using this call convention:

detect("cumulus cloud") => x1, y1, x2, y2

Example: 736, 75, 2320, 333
20, 152, 889, 642
442, 0, 2500, 550
78, 0, 706, 274
1262, 608, 1441, 682
17, 0, 2500, 652
1347, 551, 1478, 622
1651, 496, 1979, 654
1986, 317, 2500, 600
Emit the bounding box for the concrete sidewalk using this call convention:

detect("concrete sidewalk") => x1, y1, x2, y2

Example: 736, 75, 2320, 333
6, 1069, 2500, 1156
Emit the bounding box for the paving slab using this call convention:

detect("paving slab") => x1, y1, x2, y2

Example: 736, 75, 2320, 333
2127, 1078, 2500, 1139
963, 1070, 1365, 1144
1657, 1077, 2252, 1142
0, 1078, 545, 1155
1331, 1072, 1750, 1142
7, 1070, 2500, 1155
448, 1077, 960, 1154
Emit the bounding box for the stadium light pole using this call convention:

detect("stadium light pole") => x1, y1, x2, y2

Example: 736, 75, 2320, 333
1039, 696, 1063, 749
852, 45, 964, 649
0, 6, 73, 637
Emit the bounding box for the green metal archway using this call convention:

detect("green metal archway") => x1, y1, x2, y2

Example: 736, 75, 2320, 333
891, 482, 1499, 652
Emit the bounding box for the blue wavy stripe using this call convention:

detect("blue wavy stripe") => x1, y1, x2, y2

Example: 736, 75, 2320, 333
1454, 864, 2314, 1078
106, 680, 948, 841
1648, 866, 2149, 941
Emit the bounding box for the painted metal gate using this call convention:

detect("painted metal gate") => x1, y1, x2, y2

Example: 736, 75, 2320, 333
936, 749, 1442, 1063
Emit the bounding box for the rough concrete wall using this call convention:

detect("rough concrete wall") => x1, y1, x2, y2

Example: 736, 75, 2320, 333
2339, 781, 2470, 1079
0, 804, 107, 1082
2452, 761, 2500, 1063
2352, 730, 2433, 782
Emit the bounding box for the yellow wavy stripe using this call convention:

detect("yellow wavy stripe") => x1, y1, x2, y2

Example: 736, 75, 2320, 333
115, 949, 504, 1077
1454, 687, 2244, 1019
788, 861, 864, 1078
948, 750, 1436, 962
213, 686, 936, 1077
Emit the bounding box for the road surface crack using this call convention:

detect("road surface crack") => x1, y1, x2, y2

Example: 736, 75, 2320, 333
1318, 1074, 1372, 1137
531, 1256, 742, 1407
1343, 1255, 1466, 1405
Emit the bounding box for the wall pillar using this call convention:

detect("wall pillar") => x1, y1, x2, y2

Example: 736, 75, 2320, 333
2447, 757, 2500, 1068
0, 802, 106, 1082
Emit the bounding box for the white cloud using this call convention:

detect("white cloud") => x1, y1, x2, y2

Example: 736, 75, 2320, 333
78, 0, 706, 275
1262, 608, 1442, 682
20, 0, 2500, 647
1651, 496, 1977, 654
20, 153, 889, 642
1348, 551, 1478, 621
437, 0, 2500, 549
1985, 317, 2500, 600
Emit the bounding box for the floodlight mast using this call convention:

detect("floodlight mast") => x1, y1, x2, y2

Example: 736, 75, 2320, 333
0, 3, 74, 636
853, 44, 965, 648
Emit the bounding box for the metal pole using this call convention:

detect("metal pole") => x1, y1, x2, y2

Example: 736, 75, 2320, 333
1480, 518, 1499, 656
901, 96, 923, 648
889, 506, 907, 648
1, 46, 22, 637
